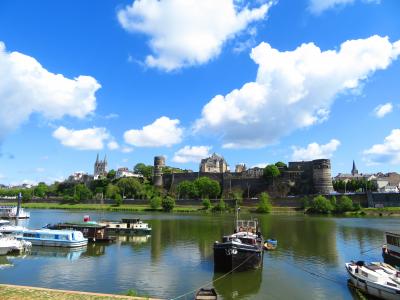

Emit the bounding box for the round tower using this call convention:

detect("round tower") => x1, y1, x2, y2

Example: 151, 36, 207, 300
312, 159, 334, 194
153, 156, 165, 187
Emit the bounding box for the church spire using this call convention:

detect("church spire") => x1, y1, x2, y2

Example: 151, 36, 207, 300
96, 153, 99, 163
351, 160, 358, 176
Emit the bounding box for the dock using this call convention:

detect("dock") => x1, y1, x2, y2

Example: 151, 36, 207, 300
0, 284, 160, 300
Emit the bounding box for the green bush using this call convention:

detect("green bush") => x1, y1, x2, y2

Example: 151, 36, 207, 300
336, 195, 353, 212
161, 196, 175, 212
330, 196, 337, 207
256, 192, 272, 213
213, 198, 226, 212
308, 195, 334, 214
353, 203, 362, 211
202, 198, 211, 210
150, 196, 162, 210
114, 194, 123, 206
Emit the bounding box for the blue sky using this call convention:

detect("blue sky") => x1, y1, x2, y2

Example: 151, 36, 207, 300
0, 0, 399, 185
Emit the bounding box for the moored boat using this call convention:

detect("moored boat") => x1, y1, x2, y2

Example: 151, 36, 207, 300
195, 288, 217, 300
0, 233, 31, 255
98, 218, 152, 235
345, 261, 400, 300
14, 229, 88, 248
263, 238, 277, 250
214, 215, 263, 272
382, 231, 400, 267
46, 222, 114, 243
0, 206, 30, 219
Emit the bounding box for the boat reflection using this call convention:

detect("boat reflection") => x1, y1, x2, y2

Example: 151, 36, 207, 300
29, 246, 87, 261
213, 268, 262, 299
0, 256, 13, 269
114, 235, 151, 245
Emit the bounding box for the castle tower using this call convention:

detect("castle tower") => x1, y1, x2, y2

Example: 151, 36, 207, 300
153, 156, 165, 187
312, 159, 334, 194
94, 154, 108, 179
351, 160, 358, 176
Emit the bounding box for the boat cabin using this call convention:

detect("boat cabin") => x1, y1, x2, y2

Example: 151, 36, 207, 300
20, 229, 84, 242
50, 223, 114, 242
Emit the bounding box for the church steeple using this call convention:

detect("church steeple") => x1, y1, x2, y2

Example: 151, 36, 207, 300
351, 160, 358, 176
96, 153, 99, 163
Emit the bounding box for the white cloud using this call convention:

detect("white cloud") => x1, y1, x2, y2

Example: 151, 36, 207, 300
251, 163, 269, 168
172, 145, 212, 163
121, 146, 134, 153
363, 129, 400, 165
308, 0, 380, 15
195, 35, 400, 148
52, 126, 112, 150
0, 42, 100, 138
124, 116, 183, 147
374, 102, 393, 118
107, 140, 119, 150
291, 139, 341, 161
117, 0, 273, 71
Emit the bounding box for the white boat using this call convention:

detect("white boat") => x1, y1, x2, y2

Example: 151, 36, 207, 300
383, 231, 400, 267
0, 206, 30, 219
98, 218, 152, 235
0, 233, 31, 255
345, 261, 400, 300
14, 229, 88, 248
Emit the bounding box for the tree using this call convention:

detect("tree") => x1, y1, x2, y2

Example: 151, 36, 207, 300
114, 194, 123, 206
337, 195, 353, 212
134, 163, 154, 180
162, 196, 175, 212
263, 165, 280, 185
194, 177, 221, 199
34, 182, 48, 198
231, 189, 243, 205
256, 192, 272, 213
150, 196, 162, 210
75, 184, 93, 201
308, 195, 334, 214
116, 178, 144, 198
275, 161, 287, 169
177, 181, 198, 199
213, 198, 226, 212
105, 184, 121, 200
107, 169, 116, 179
202, 198, 211, 210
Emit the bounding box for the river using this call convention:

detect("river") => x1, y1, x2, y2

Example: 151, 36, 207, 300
0, 209, 397, 299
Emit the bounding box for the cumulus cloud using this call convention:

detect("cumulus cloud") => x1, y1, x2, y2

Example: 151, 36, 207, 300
291, 139, 341, 161
172, 145, 212, 163
124, 116, 183, 147
121, 146, 134, 153
374, 102, 393, 118
363, 129, 400, 165
52, 126, 112, 150
308, 0, 379, 15
0, 42, 100, 138
107, 140, 119, 150
117, 0, 273, 71
195, 35, 400, 148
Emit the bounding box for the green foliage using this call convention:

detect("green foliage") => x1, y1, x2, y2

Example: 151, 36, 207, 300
34, 182, 48, 198
107, 169, 116, 179
21, 190, 33, 202
263, 165, 280, 181
275, 161, 287, 169
125, 289, 138, 296
256, 192, 272, 213
213, 198, 226, 212
161, 196, 175, 212
194, 177, 221, 199
116, 177, 144, 198
301, 196, 310, 209
177, 180, 198, 199
308, 195, 334, 214
353, 203, 362, 211
114, 193, 123, 206
336, 195, 353, 212
330, 196, 337, 207
134, 163, 154, 180
105, 184, 121, 200
231, 189, 243, 205
202, 197, 211, 209
333, 179, 377, 193
150, 196, 162, 210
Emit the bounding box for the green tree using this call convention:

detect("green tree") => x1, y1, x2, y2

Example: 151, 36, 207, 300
114, 194, 123, 206
75, 184, 93, 201
116, 178, 144, 199
107, 169, 116, 179
177, 180, 198, 199
263, 165, 281, 185
134, 163, 154, 180
330, 196, 337, 207
275, 161, 287, 169
337, 195, 353, 212
150, 196, 162, 210
105, 184, 121, 200
194, 177, 221, 199
21, 189, 33, 202
308, 195, 334, 214
162, 196, 175, 212
213, 198, 226, 212
231, 189, 243, 205
256, 192, 272, 213
34, 182, 48, 198
202, 197, 211, 210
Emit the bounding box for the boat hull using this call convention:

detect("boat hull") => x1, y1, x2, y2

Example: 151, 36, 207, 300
105, 228, 151, 235
213, 243, 263, 272
346, 265, 400, 300
383, 248, 400, 268
16, 238, 87, 248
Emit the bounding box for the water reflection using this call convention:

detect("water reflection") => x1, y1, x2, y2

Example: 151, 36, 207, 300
213, 268, 262, 299
29, 246, 87, 261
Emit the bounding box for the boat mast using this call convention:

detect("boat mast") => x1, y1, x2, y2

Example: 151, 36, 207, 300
16, 192, 22, 218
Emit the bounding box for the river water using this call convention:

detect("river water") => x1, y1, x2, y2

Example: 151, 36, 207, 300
0, 209, 398, 299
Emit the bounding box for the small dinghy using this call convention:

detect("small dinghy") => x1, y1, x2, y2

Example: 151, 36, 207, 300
195, 288, 217, 300
264, 239, 277, 250
345, 261, 400, 300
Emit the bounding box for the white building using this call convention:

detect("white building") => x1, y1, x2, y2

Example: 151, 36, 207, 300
116, 168, 143, 179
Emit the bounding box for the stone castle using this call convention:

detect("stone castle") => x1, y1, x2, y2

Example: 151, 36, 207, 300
153, 154, 334, 196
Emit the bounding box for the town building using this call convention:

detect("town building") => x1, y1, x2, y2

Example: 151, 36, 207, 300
116, 167, 143, 179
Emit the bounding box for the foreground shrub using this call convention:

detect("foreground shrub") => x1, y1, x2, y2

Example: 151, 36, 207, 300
150, 196, 162, 210
162, 196, 175, 212
213, 198, 226, 212
308, 195, 334, 214
336, 195, 353, 213
114, 194, 123, 206
202, 198, 211, 210
256, 192, 272, 213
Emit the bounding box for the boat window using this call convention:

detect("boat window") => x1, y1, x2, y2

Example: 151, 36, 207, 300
387, 235, 400, 247
23, 233, 36, 238
387, 282, 397, 287
361, 271, 368, 277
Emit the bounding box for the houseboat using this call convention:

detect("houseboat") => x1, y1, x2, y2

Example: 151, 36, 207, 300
0, 206, 30, 219
383, 231, 400, 267
98, 218, 152, 235
15, 229, 88, 248
346, 261, 400, 300
0, 233, 31, 255
46, 222, 115, 243
214, 214, 263, 272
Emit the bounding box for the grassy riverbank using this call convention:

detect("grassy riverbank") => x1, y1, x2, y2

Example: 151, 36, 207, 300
349, 207, 400, 217
0, 284, 157, 300
0, 201, 300, 213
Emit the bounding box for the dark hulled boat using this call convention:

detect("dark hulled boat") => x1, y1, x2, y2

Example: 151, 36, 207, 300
382, 231, 400, 267
213, 218, 263, 272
